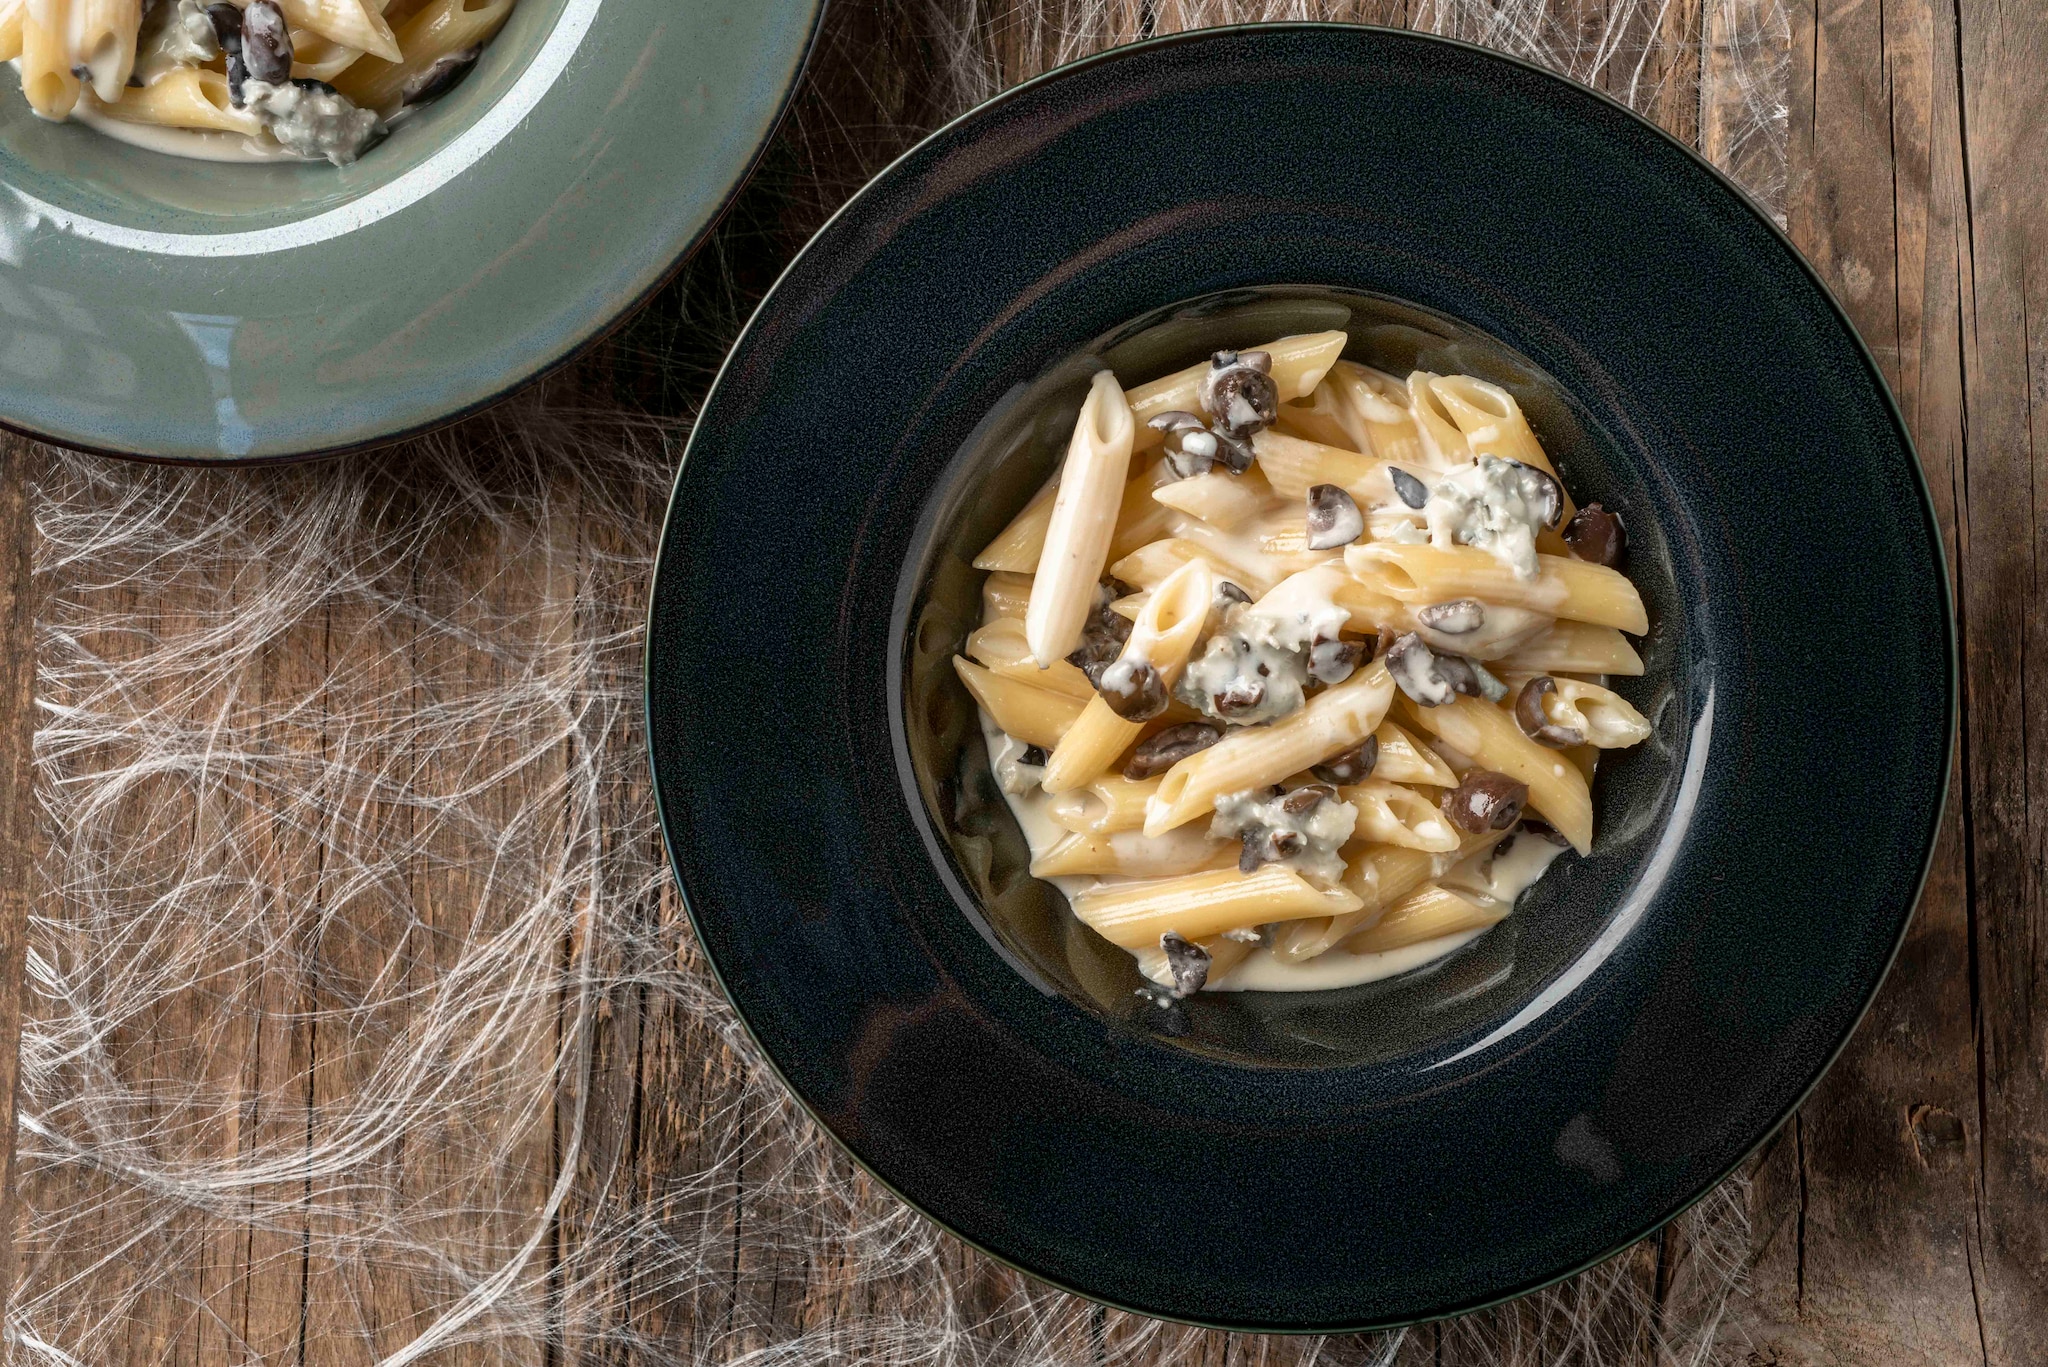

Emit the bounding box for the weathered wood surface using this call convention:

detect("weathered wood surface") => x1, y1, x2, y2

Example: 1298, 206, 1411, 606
3, 0, 2043, 1360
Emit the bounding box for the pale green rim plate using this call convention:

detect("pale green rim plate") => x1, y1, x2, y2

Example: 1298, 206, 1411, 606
0, 0, 824, 463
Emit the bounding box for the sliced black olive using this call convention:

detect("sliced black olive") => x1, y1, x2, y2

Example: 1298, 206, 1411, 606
1513, 676, 1586, 748
1443, 769, 1529, 834
1307, 637, 1363, 685
205, 2, 242, 47
1064, 581, 1133, 684
1416, 598, 1485, 635
1147, 409, 1206, 435
1018, 744, 1049, 766
1563, 502, 1628, 568
1123, 722, 1221, 780
1518, 817, 1570, 846
1313, 735, 1379, 785
1211, 428, 1256, 475
292, 76, 337, 94
1384, 632, 1455, 706
1279, 782, 1338, 816
1507, 460, 1566, 528
1150, 411, 1218, 479
240, 0, 291, 85
1214, 678, 1266, 719
1389, 466, 1429, 509
1160, 931, 1211, 998
1305, 484, 1365, 550
400, 43, 481, 105
1432, 651, 1508, 703
1199, 350, 1280, 437
1238, 825, 1306, 873
1099, 659, 1167, 722
1215, 580, 1251, 609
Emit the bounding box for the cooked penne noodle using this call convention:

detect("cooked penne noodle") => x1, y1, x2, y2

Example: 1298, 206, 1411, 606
973, 475, 1058, 572
1026, 371, 1137, 666
68, 0, 140, 99
1152, 467, 1273, 530
980, 571, 1034, 623
1072, 864, 1363, 950
1399, 693, 1595, 852
1272, 829, 1506, 962
1043, 559, 1212, 792
1251, 430, 1397, 501
1145, 661, 1395, 835
1030, 827, 1233, 879
1128, 332, 1348, 449
952, 658, 1084, 751
96, 65, 260, 132
0, 0, 22, 63
1371, 720, 1456, 786
965, 618, 1095, 701
1047, 774, 1162, 834
1497, 620, 1646, 675
1107, 458, 1180, 561
1425, 375, 1573, 555
1518, 676, 1653, 748
282, 0, 400, 62
1112, 537, 1277, 597
1342, 778, 1462, 852
1342, 883, 1505, 954
1347, 542, 1649, 635
21, 0, 81, 118
331, 0, 507, 103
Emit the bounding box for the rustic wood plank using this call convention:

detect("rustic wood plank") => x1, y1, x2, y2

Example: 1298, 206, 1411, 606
1949, 0, 2048, 1361
0, 436, 38, 1322
1723, 0, 1990, 1362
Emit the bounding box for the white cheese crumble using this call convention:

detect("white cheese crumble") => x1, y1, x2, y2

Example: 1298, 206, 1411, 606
241, 79, 380, 165
1424, 455, 1551, 579
1210, 787, 1358, 886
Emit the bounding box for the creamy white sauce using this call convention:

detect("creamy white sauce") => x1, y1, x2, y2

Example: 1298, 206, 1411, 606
72, 101, 304, 161
1210, 786, 1357, 886
1175, 566, 1351, 725
1424, 455, 1550, 579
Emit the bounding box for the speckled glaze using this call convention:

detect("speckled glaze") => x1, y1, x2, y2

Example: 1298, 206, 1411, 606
0, 0, 823, 462
645, 25, 1954, 1332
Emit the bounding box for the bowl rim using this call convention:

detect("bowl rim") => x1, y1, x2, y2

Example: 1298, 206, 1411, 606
643, 19, 1957, 1332
0, 0, 828, 466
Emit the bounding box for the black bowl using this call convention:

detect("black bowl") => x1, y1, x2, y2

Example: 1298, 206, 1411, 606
645, 24, 1952, 1331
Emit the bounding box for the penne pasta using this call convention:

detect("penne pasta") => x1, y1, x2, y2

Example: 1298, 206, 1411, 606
1341, 778, 1463, 852
0, 0, 22, 63
96, 65, 262, 132
952, 657, 1084, 751
1072, 865, 1363, 950
1112, 536, 1279, 597
1030, 827, 1232, 879
973, 474, 1058, 573
1127, 332, 1349, 450
69, 0, 140, 100
1043, 558, 1212, 792
965, 618, 1095, 701
1517, 676, 1653, 749
1026, 371, 1137, 667
1346, 542, 1649, 635
21, 0, 81, 118
1152, 466, 1273, 531
1497, 620, 1645, 675
1251, 429, 1397, 501
1145, 661, 1396, 835
980, 571, 1034, 624
1370, 720, 1456, 786
1341, 883, 1505, 954
1399, 693, 1595, 853
1047, 774, 1162, 835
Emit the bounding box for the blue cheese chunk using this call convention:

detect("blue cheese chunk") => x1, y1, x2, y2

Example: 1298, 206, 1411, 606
241, 80, 380, 165
1210, 786, 1357, 886
1424, 455, 1551, 579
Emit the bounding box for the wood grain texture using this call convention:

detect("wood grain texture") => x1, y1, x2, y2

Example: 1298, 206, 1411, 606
0, 435, 37, 1322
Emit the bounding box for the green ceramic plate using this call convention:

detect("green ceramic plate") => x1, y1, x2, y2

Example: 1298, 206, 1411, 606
0, 0, 823, 462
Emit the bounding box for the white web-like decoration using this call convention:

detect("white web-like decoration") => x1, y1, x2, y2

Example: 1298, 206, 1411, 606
11, 2, 1788, 1362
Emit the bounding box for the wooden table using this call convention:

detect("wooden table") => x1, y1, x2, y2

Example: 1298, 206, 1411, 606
0, 1, 2037, 1361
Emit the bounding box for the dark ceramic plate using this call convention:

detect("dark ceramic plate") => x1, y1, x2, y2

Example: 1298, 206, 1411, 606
646, 24, 1952, 1331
